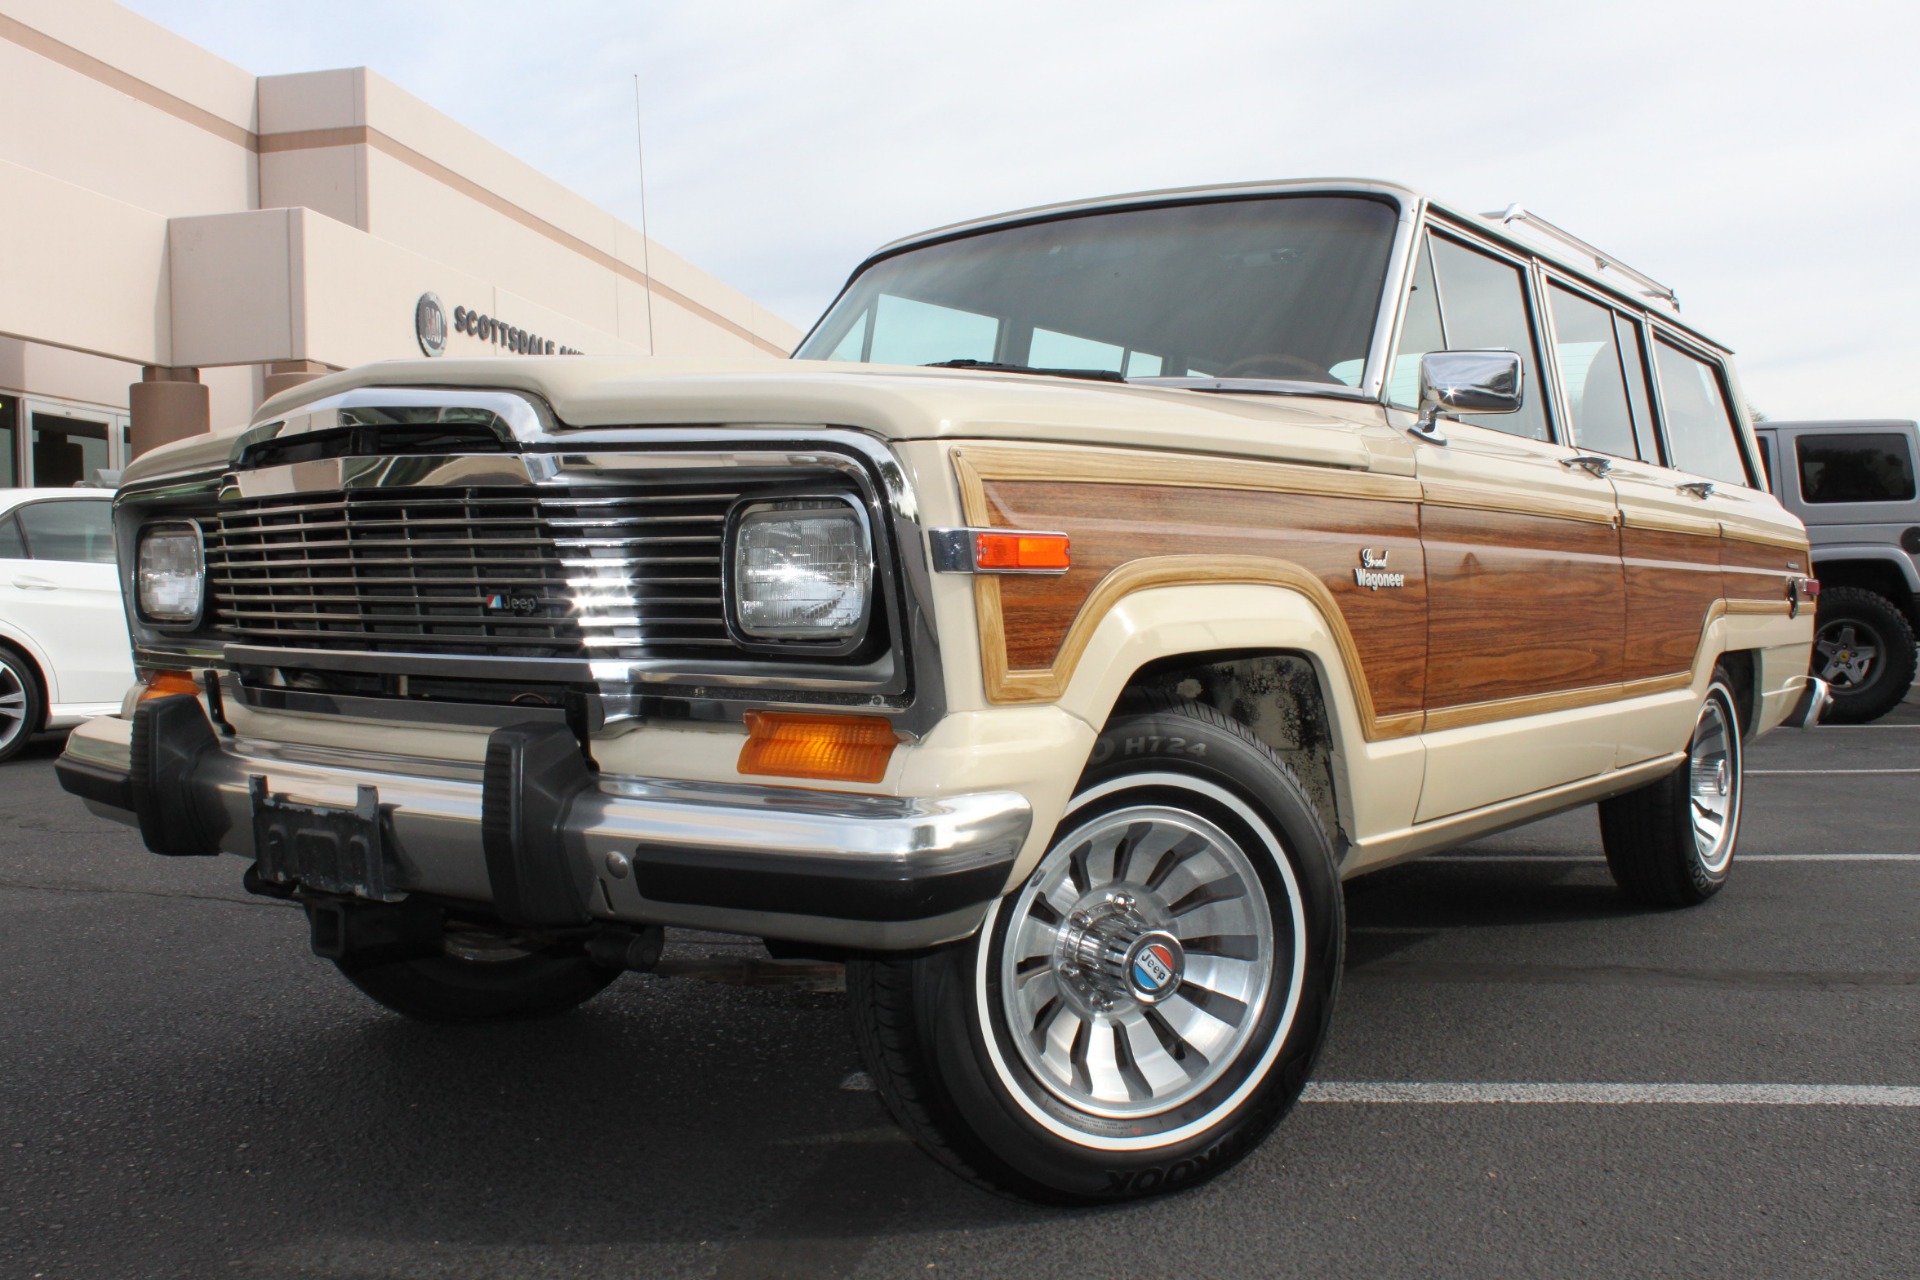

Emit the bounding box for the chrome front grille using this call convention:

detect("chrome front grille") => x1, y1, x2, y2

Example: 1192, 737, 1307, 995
199, 485, 741, 659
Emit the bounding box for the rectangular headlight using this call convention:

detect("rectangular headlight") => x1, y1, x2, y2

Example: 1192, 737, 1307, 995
136, 523, 205, 625
731, 499, 872, 642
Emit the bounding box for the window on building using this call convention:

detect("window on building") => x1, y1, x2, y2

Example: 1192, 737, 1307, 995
1426, 234, 1551, 441
29, 413, 110, 489
1796, 433, 1917, 504
1652, 339, 1750, 485
16, 500, 115, 563
1545, 284, 1637, 459
0, 515, 24, 560
0, 396, 17, 488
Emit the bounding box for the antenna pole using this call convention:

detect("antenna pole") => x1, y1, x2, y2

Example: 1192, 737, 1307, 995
632, 74, 657, 356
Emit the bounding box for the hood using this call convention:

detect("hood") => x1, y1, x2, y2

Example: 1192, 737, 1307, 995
123, 355, 1394, 485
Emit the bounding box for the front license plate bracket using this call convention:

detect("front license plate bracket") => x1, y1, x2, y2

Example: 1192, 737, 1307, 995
249, 776, 402, 902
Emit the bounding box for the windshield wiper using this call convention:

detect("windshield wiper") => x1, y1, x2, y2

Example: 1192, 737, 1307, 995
921, 359, 1127, 384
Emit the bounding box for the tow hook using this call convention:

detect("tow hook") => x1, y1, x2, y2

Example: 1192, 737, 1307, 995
588, 925, 666, 973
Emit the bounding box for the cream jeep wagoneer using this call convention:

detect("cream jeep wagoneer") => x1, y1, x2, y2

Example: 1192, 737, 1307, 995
58, 181, 1825, 1203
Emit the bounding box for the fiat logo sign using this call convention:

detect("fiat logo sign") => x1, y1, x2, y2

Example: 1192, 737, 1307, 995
415, 292, 448, 357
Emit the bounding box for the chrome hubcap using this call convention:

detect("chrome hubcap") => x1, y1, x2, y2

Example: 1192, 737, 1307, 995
1688, 694, 1739, 874
0, 662, 27, 749
1815, 622, 1879, 689
999, 804, 1275, 1118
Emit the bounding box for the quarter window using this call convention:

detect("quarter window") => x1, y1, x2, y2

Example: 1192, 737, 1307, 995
1652, 339, 1750, 486
1545, 284, 1637, 459
1387, 237, 1446, 407
1795, 433, 1917, 504
1426, 235, 1551, 441
16, 500, 115, 564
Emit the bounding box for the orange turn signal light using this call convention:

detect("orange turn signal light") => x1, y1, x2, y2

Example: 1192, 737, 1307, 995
974, 530, 1070, 572
138, 669, 201, 702
738, 711, 900, 784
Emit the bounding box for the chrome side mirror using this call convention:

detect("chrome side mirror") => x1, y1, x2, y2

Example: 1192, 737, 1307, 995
1411, 350, 1524, 444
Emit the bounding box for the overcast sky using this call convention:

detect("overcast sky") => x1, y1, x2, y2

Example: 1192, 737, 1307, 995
124, 0, 1918, 419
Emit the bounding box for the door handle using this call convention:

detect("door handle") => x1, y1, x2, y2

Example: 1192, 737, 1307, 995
1561, 455, 1614, 477
1676, 481, 1716, 499
11, 576, 58, 590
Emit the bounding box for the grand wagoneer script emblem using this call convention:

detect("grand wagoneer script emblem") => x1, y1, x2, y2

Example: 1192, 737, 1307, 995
1354, 547, 1406, 591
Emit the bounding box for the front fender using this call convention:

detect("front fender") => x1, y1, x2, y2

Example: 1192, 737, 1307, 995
1045, 578, 1425, 852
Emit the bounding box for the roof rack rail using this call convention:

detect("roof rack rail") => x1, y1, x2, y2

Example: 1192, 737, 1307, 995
1482, 204, 1681, 312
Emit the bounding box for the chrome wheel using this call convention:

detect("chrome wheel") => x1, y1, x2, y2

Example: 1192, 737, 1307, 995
996, 796, 1283, 1120
0, 660, 29, 754
1688, 690, 1740, 875
1815, 620, 1880, 689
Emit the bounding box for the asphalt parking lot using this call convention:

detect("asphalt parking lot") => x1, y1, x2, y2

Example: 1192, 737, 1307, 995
3, 698, 1916, 1280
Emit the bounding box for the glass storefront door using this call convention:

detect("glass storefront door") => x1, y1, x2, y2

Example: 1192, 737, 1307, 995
0, 395, 130, 489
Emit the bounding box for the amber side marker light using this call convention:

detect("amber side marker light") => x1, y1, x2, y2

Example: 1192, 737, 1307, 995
738, 711, 900, 784
138, 670, 201, 702
974, 530, 1070, 572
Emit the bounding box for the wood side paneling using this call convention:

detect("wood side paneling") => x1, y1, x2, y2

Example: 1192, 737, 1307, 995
1622, 526, 1724, 684
1422, 506, 1625, 708
1721, 536, 1801, 606
978, 478, 1429, 719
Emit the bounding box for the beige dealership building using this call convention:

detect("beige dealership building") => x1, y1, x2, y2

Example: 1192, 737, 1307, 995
0, 0, 799, 487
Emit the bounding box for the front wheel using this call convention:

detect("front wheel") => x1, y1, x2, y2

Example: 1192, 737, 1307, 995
848, 696, 1343, 1204
336, 919, 620, 1023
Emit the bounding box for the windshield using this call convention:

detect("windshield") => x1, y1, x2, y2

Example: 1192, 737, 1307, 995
794, 194, 1398, 387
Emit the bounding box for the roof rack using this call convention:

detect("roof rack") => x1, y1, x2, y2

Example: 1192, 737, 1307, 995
1482, 204, 1681, 312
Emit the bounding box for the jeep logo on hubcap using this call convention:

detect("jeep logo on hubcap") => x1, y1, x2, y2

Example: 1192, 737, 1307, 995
1124, 932, 1185, 1003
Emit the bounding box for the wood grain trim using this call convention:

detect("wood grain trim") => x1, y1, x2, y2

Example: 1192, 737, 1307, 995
1420, 479, 1618, 527
1721, 525, 1812, 553
1621, 508, 1721, 539
1725, 599, 1794, 617
952, 444, 1422, 504
1423, 682, 1629, 733
972, 553, 1423, 741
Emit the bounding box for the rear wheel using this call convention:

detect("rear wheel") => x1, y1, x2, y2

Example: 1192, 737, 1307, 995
1599, 671, 1743, 907
336, 920, 619, 1023
0, 647, 45, 764
1812, 586, 1917, 725
848, 696, 1342, 1204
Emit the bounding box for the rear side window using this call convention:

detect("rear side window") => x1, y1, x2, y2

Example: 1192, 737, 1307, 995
1545, 283, 1637, 459
1426, 235, 1551, 441
0, 514, 24, 559
1652, 339, 1750, 485
1796, 433, 1917, 504
16, 500, 115, 563
1754, 434, 1775, 491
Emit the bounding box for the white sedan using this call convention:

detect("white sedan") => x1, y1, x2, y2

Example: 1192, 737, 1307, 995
0, 490, 134, 762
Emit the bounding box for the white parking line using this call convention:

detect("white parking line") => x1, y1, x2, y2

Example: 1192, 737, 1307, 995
1748, 768, 1920, 776
1301, 1082, 1920, 1106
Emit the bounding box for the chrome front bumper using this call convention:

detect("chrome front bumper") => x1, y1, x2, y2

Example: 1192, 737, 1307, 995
58, 701, 1031, 950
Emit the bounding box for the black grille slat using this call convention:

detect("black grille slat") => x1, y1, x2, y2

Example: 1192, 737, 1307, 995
197, 484, 742, 659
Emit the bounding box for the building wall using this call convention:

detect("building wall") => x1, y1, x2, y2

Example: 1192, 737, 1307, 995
0, 0, 799, 471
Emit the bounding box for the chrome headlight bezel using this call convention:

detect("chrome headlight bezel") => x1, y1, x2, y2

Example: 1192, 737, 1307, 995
134, 521, 206, 628
723, 495, 875, 653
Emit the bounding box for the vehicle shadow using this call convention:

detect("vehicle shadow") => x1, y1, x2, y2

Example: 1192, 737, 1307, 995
195, 959, 1073, 1273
